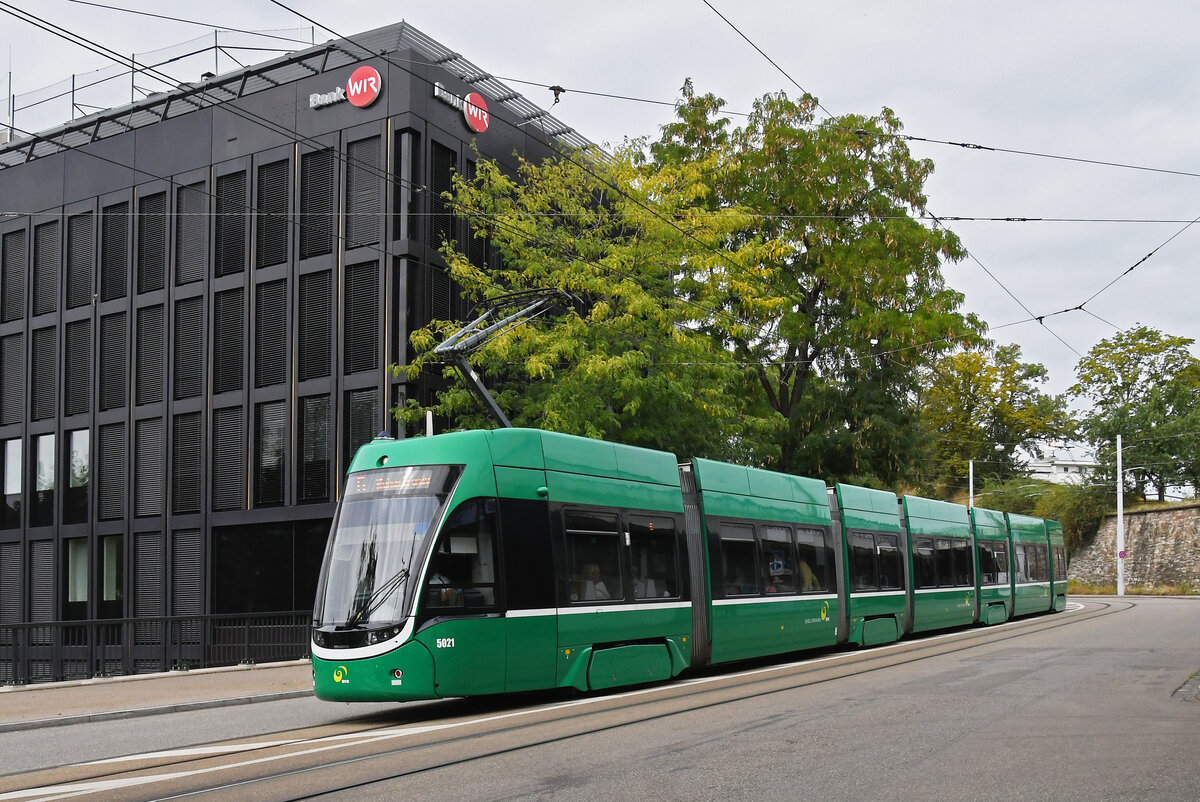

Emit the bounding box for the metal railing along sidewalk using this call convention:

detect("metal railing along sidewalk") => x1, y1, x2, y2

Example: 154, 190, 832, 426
0, 611, 311, 686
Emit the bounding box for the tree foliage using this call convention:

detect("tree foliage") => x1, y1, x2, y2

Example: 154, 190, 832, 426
1070, 325, 1200, 501
917, 344, 1074, 495
1032, 483, 1112, 555
652, 84, 982, 482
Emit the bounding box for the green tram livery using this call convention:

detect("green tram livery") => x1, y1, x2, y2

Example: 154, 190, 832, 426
311, 429, 1067, 702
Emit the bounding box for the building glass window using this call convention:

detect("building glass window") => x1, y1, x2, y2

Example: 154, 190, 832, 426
63, 429, 90, 525
65, 537, 88, 620
99, 534, 123, 619
31, 433, 55, 527
255, 401, 286, 507
2, 438, 21, 529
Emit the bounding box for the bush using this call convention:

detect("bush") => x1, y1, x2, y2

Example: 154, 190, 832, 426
1033, 483, 1112, 554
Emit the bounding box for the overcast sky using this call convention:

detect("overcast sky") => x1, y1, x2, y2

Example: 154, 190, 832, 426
4, 1, 1199, 400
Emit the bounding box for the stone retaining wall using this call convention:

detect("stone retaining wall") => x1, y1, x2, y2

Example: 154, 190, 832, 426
1069, 503, 1200, 587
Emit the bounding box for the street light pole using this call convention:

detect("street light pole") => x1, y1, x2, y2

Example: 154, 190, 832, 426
968, 444, 1005, 510
1116, 434, 1125, 596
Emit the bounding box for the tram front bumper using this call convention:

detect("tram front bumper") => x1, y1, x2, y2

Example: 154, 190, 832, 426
312, 640, 436, 702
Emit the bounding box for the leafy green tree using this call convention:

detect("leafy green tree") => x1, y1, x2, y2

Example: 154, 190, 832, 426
652, 85, 983, 482
1070, 326, 1200, 502
917, 344, 1074, 496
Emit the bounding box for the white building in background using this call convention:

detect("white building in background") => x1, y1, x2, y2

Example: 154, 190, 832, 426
1026, 445, 1099, 486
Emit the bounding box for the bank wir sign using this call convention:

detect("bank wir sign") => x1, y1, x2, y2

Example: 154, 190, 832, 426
310, 65, 383, 110
433, 81, 490, 133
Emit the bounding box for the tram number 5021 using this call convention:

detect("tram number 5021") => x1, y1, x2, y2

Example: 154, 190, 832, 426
436, 637, 456, 649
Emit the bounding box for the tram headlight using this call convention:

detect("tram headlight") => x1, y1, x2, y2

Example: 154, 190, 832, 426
366, 626, 400, 645
313, 631, 327, 648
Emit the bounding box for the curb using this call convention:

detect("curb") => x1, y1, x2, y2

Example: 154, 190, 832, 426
0, 688, 315, 733
0, 658, 311, 694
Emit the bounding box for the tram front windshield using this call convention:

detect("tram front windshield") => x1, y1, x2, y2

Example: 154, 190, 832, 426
313, 465, 460, 629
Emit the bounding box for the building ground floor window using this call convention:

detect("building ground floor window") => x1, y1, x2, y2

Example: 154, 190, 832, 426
212, 519, 332, 613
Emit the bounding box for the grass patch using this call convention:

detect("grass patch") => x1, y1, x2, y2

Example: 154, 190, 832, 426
1068, 578, 1197, 595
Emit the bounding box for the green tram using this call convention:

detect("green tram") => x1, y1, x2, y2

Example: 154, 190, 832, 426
311, 429, 1066, 702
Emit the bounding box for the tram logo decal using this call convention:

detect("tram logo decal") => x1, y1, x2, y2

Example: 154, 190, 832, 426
333, 665, 350, 684
820, 601, 829, 622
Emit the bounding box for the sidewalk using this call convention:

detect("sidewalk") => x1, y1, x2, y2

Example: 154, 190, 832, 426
0, 660, 314, 732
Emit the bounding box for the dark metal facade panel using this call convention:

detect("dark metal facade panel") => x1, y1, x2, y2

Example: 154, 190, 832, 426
214, 173, 248, 278
97, 421, 125, 520
99, 202, 129, 303
65, 212, 94, 310
212, 288, 244, 395
1, 230, 28, 323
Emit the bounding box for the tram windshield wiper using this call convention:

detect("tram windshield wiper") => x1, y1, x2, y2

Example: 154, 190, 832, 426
341, 565, 410, 629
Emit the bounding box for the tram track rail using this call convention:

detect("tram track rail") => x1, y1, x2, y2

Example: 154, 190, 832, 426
0, 599, 1125, 801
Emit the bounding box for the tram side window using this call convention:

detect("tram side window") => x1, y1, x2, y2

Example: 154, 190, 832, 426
1013, 544, 1030, 583
979, 539, 1009, 585
849, 532, 877, 591
566, 510, 623, 602
762, 524, 795, 594
1053, 545, 1067, 581
426, 498, 497, 612
720, 523, 758, 596
913, 537, 936, 589
952, 539, 973, 586
629, 516, 679, 599
1029, 544, 1049, 582
795, 528, 831, 593
934, 539, 953, 588
877, 533, 902, 590
993, 541, 1010, 584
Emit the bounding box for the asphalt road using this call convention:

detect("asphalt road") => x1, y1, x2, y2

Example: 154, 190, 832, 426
2, 597, 1198, 801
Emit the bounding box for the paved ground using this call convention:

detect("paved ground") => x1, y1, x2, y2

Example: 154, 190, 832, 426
0, 660, 314, 731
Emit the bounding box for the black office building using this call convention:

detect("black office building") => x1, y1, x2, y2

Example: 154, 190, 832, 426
0, 22, 587, 682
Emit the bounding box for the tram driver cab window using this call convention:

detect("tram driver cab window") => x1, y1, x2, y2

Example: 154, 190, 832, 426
424, 498, 497, 612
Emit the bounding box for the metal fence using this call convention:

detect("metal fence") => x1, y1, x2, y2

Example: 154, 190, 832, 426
0, 612, 311, 685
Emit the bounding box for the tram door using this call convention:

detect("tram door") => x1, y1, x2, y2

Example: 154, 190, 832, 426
419, 498, 505, 697
495, 471, 558, 693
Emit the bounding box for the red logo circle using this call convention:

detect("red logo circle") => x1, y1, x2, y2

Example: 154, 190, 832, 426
346, 66, 382, 108
462, 92, 489, 133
